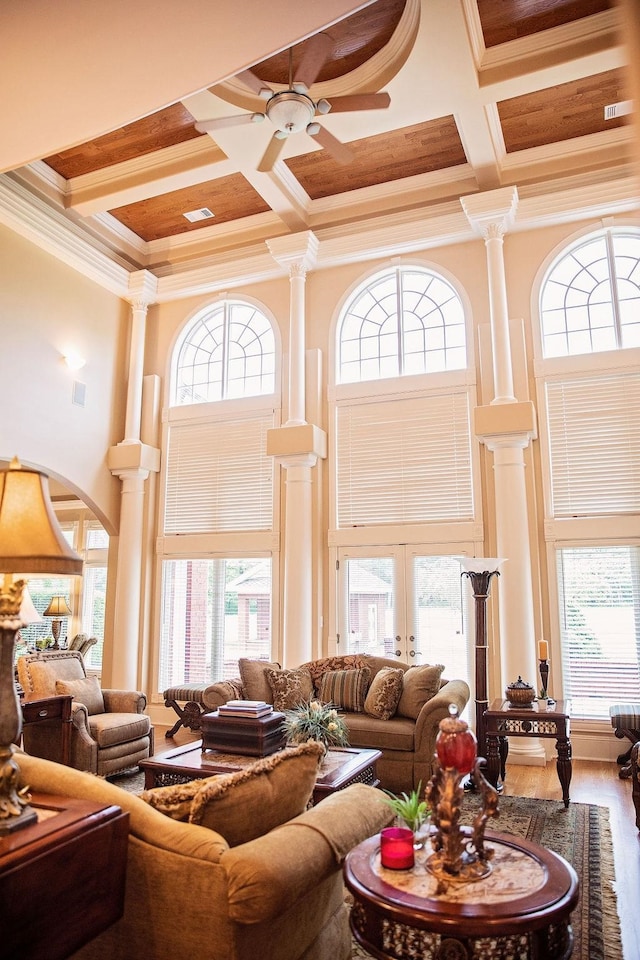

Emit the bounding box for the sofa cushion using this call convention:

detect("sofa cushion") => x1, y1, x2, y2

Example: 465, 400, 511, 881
89, 712, 151, 747
397, 663, 445, 720
364, 667, 404, 720
319, 667, 371, 713
56, 675, 105, 715
343, 712, 416, 751
238, 658, 281, 703
266, 667, 314, 710
141, 741, 324, 846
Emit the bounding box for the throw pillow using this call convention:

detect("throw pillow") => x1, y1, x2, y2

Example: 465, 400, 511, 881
319, 667, 371, 713
265, 667, 314, 711
55, 675, 105, 715
363, 667, 404, 720
238, 658, 281, 703
299, 655, 368, 696
141, 741, 325, 846
396, 663, 445, 720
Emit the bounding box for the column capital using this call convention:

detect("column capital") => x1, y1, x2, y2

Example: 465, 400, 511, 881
127, 269, 158, 307
474, 401, 537, 449
267, 424, 327, 465
461, 187, 519, 240
266, 231, 319, 275
108, 440, 161, 478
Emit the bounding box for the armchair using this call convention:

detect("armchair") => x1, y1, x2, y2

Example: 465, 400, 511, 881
17, 650, 153, 777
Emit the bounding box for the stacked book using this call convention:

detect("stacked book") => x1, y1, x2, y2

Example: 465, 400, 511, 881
217, 699, 273, 719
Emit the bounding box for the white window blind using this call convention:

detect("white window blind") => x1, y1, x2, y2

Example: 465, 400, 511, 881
164, 414, 274, 533
336, 391, 473, 527
557, 545, 640, 718
546, 372, 640, 517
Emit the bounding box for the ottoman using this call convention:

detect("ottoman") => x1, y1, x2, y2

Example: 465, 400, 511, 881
609, 703, 640, 778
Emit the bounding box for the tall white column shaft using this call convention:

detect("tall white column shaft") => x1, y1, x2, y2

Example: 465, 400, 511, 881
485, 228, 516, 404
288, 265, 306, 426
282, 464, 314, 665
123, 301, 147, 443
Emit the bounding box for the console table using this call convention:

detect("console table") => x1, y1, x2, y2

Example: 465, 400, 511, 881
0, 793, 129, 959
484, 699, 572, 807
344, 829, 579, 960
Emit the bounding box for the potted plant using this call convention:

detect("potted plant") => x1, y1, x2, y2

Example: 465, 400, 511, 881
282, 700, 350, 750
383, 783, 430, 847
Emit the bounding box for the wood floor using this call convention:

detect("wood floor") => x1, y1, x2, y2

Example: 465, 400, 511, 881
502, 759, 640, 960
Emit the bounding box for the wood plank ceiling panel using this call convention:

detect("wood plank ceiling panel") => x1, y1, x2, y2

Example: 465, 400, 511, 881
44, 103, 201, 178
109, 174, 272, 241
499, 68, 629, 153
286, 116, 467, 200
477, 0, 613, 48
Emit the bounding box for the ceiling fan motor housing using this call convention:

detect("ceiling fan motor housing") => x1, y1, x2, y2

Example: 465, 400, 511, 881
266, 91, 316, 134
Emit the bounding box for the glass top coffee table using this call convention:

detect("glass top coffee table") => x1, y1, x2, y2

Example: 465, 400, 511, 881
140, 741, 381, 804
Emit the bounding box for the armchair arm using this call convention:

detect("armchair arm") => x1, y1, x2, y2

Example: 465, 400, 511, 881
222, 783, 393, 924
413, 679, 471, 784
102, 689, 147, 713
202, 678, 244, 711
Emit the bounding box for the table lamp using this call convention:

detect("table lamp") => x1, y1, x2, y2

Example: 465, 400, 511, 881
43, 595, 73, 649
0, 457, 82, 834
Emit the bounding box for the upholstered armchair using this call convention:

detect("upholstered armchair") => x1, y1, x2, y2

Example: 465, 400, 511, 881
17, 650, 153, 777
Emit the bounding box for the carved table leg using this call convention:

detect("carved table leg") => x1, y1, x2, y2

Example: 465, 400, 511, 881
485, 733, 501, 788
556, 735, 572, 808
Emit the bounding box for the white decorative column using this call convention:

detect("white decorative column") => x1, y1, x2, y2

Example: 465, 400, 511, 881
266, 232, 326, 666
106, 271, 160, 689
461, 188, 541, 764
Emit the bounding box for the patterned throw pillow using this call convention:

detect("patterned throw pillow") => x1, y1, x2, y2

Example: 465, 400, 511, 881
238, 658, 281, 703
265, 667, 314, 711
299, 655, 369, 697
319, 667, 371, 713
55, 675, 105, 715
363, 667, 405, 720
396, 663, 445, 720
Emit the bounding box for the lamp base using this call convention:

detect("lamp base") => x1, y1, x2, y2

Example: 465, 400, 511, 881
0, 744, 37, 835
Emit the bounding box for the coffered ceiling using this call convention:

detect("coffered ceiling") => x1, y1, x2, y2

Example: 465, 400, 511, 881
2, 0, 637, 293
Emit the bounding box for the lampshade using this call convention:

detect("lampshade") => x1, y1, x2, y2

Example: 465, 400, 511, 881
19, 586, 43, 625
0, 458, 83, 577
460, 558, 505, 575
43, 595, 72, 618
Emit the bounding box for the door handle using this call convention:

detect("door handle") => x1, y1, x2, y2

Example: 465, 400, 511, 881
409, 649, 416, 657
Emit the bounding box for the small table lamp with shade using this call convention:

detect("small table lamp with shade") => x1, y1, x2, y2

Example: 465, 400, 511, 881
0, 457, 83, 834
43, 595, 73, 649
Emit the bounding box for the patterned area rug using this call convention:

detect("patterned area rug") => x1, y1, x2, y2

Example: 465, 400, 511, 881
352, 795, 621, 960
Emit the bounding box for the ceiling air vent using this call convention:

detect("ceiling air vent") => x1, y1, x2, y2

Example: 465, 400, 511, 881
604, 100, 632, 120
183, 207, 215, 223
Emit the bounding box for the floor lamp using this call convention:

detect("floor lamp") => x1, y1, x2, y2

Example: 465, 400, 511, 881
0, 458, 83, 834
460, 558, 504, 763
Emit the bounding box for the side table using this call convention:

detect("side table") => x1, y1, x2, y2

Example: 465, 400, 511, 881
1, 793, 129, 960
21, 694, 73, 766
484, 698, 572, 807
344, 829, 579, 960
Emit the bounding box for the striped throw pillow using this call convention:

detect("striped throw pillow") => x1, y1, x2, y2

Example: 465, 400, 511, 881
319, 667, 371, 713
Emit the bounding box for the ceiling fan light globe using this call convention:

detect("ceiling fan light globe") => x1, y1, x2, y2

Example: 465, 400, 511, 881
306, 122, 321, 135
251, 113, 266, 123
266, 91, 315, 134
316, 99, 331, 115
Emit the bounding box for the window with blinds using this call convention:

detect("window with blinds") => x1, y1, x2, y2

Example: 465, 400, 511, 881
546, 372, 640, 517
164, 413, 275, 534
335, 391, 474, 527
557, 545, 640, 719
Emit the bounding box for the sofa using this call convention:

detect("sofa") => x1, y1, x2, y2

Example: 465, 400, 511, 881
16, 745, 393, 960
201, 655, 471, 794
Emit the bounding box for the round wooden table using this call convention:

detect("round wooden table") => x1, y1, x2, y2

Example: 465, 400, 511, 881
344, 829, 579, 960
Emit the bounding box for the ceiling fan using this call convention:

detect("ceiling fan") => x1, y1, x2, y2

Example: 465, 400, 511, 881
194, 33, 391, 172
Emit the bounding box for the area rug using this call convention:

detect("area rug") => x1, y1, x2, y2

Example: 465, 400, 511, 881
112, 775, 621, 960
353, 795, 621, 960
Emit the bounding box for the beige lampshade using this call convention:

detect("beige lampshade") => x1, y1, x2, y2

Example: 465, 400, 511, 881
43, 595, 72, 618
0, 458, 82, 577
19, 586, 44, 625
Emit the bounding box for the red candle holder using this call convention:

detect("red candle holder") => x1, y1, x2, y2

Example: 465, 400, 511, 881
380, 826, 415, 870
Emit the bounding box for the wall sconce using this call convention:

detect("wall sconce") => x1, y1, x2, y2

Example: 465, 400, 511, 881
43, 595, 73, 649
63, 352, 86, 371
0, 457, 82, 834
460, 558, 505, 763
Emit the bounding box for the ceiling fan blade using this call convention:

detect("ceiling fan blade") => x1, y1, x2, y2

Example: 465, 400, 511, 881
309, 124, 353, 165
293, 33, 333, 91
325, 93, 391, 113
236, 69, 273, 100
195, 114, 264, 133
257, 132, 288, 172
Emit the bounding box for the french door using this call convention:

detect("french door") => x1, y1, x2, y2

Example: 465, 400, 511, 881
335, 545, 473, 685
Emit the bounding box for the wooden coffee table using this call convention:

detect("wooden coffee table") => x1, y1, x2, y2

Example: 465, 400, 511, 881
344, 828, 579, 960
140, 742, 381, 804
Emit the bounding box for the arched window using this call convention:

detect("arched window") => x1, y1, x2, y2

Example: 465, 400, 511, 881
337, 265, 466, 383
172, 299, 275, 405
540, 230, 640, 358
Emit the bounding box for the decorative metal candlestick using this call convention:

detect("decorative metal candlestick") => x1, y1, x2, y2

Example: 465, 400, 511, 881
425, 706, 499, 890
539, 659, 549, 700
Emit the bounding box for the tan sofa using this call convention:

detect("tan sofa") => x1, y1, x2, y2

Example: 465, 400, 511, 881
202, 655, 470, 794
16, 751, 393, 960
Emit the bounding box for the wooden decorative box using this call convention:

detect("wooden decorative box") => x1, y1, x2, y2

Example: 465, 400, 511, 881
201, 710, 287, 757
